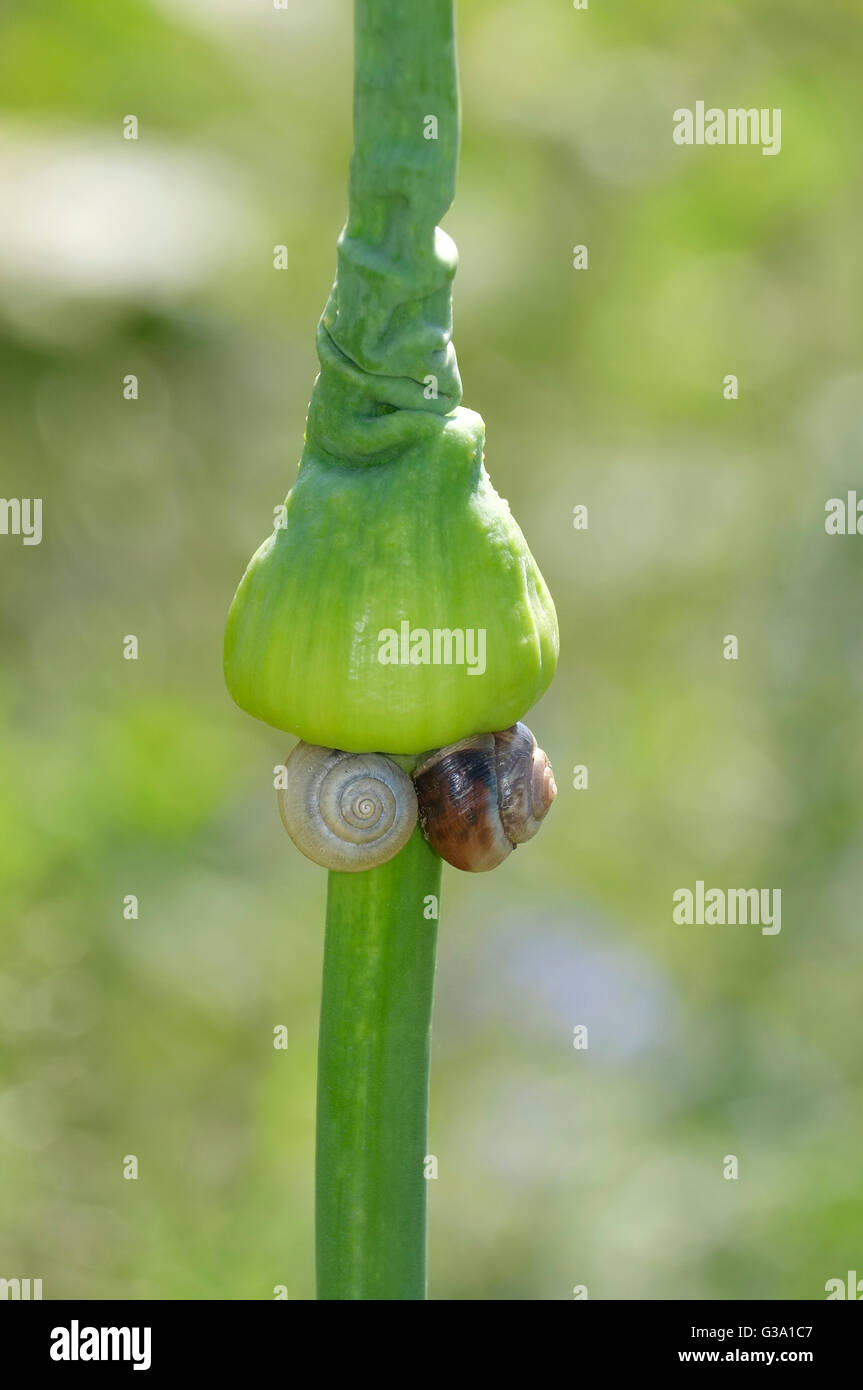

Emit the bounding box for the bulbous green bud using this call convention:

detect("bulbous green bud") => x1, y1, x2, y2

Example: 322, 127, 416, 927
224, 406, 557, 755
224, 0, 558, 755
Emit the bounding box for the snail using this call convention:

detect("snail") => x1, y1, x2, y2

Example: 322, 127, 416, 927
413, 722, 556, 872
278, 742, 418, 873
278, 723, 555, 874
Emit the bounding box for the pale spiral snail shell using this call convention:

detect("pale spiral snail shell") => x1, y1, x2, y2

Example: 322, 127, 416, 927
413, 721, 556, 872
278, 742, 418, 872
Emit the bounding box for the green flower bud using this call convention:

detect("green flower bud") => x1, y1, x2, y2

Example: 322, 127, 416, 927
225, 408, 556, 754
224, 0, 557, 755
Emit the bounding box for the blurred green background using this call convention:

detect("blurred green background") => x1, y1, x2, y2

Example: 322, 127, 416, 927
1, 0, 862, 1300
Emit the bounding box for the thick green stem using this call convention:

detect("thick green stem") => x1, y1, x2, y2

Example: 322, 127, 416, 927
316, 827, 443, 1299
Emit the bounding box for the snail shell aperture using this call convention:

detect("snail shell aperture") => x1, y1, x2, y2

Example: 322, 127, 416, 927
278, 742, 418, 872
413, 721, 556, 872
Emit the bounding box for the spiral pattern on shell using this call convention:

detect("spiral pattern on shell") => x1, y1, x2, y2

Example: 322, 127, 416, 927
414, 722, 556, 872
493, 723, 557, 847
278, 742, 418, 872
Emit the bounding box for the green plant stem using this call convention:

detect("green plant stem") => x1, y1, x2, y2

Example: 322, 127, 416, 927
309, 0, 462, 463
315, 0, 455, 1300
316, 827, 443, 1299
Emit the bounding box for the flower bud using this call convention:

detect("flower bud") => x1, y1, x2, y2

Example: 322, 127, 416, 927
225, 405, 557, 755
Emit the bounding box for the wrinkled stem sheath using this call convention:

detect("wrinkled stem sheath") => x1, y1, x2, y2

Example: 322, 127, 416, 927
317, 830, 442, 1299
308, 0, 463, 463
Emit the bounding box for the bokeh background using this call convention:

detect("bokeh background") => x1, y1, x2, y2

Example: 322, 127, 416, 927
2, 0, 862, 1300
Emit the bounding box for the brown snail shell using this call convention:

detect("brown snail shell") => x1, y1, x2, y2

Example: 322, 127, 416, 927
413, 722, 556, 872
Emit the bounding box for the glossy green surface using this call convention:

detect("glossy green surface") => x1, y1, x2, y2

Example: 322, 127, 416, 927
316, 828, 441, 1299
